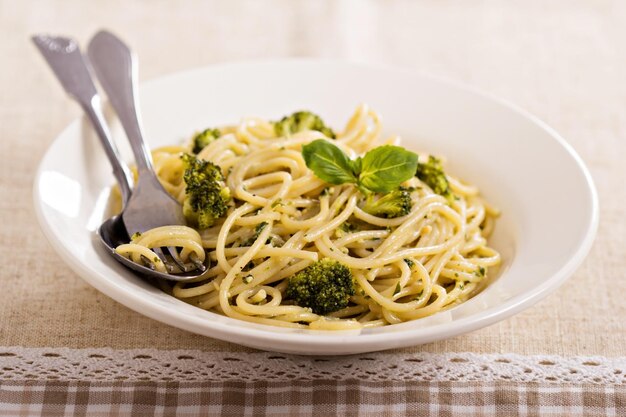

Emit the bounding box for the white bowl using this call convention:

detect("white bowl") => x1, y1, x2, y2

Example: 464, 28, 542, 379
34, 60, 598, 355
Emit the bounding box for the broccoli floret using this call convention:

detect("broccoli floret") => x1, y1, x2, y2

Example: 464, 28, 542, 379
181, 153, 231, 229
191, 128, 221, 154
241, 222, 268, 246
274, 111, 336, 138
415, 156, 452, 200
361, 189, 412, 218
334, 221, 359, 239
285, 259, 355, 315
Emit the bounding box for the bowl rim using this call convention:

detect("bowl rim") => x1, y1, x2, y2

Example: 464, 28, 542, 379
33, 58, 599, 354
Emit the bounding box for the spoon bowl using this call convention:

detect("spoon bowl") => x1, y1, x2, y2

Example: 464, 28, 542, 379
97, 215, 209, 281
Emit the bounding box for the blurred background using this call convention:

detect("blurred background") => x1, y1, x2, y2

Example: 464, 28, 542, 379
1, 0, 624, 354
3, 1, 624, 177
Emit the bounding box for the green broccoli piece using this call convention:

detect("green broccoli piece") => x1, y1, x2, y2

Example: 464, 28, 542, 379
285, 259, 355, 315
181, 153, 231, 229
334, 221, 359, 239
241, 222, 268, 246
274, 111, 336, 138
415, 156, 452, 200
340, 221, 358, 233
361, 189, 412, 218
191, 128, 221, 154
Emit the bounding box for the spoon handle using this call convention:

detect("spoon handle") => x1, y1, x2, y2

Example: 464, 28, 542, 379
86, 30, 158, 180
32, 34, 133, 205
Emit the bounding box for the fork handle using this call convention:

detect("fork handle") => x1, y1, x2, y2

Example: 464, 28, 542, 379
81, 97, 134, 205
87, 30, 157, 179
31, 34, 133, 205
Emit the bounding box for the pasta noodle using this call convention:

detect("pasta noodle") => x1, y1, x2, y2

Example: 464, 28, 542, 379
114, 104, 501, 330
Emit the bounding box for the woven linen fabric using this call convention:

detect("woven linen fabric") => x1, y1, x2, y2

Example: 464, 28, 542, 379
2, 0, 626, 413
1, 380, 625, 417
1, 0, 625, 357
1, 348, 625, 416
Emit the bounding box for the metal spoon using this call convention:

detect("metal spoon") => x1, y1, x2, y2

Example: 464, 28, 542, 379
33, 33, 206, 281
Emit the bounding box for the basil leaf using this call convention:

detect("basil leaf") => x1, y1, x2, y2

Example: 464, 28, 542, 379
302, 140, 358, 185
358, 145, 418, 193
350, 156, 363, 177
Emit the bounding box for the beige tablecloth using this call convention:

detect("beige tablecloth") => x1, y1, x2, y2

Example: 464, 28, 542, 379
1, 0, 625, 415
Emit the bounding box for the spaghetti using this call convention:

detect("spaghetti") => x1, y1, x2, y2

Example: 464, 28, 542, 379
115, 105, 501, 330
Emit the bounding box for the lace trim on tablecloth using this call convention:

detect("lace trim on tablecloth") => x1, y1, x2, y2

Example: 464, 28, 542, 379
0, 347, 624, 384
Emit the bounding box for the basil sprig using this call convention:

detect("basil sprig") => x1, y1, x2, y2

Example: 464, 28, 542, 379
302, 140, 418, 193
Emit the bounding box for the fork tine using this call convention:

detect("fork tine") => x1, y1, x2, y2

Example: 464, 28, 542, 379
189, 252, 207, 272
140, 255, 156, 270
166, 247, 188, 272
153, 248, 176, 273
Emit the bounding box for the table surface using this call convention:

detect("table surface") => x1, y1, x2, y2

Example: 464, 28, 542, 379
1, 0, 625, 357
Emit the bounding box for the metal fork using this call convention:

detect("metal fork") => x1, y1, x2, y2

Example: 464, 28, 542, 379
86, 31, 205, 274
33, 32, 206, 279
